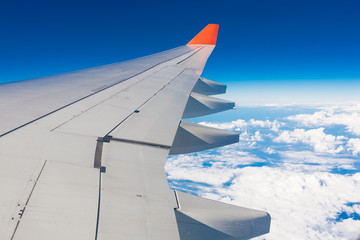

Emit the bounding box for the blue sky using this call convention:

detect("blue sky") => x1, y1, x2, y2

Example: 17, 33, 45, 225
1, 0, 360, 104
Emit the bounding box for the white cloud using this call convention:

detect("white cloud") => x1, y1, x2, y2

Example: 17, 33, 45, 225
199, 119, 247, 130
248, 119, 283, 132
274, 128, 346, 154
287, 104, 360, 136
347, 138, 360, 155
326, 219, 360, 240
239, 131, 263, 141
199, 119, 284, 132
167, 159, 360, 240
278, 151, 357, 172
264, 147, 276, 154
213, 168, 360, 240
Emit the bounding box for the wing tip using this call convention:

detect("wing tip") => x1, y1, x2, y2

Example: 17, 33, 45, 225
187, 24, 219, 46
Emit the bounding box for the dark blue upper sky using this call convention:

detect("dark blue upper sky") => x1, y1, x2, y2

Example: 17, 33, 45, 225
1, 0, 360, 104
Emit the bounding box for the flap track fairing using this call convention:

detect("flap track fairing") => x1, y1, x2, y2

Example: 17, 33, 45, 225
192, 77, 227, 95
183, 92, 235, 118
169, 121, 239, 155
174, 190, 271, 240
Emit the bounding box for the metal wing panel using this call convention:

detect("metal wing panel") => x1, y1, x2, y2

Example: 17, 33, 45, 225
0, 121, 98, 167
0, 46, 199, 136
108, 68, 199, 146
178, 46, 215, 74
97, 141, 179, 240
0, 157, 45, 239
12, 162, 99, 240
53, 65, 185, 137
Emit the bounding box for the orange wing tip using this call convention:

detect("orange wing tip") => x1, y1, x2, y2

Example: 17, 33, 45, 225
187, 24, 219, 46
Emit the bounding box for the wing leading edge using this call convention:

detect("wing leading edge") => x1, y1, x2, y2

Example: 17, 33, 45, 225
0, 24, 270, 239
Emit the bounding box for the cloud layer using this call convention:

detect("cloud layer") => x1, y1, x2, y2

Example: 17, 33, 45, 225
166, 104, 360, 240
287, 104, 360, 136
274, 128, 345, 154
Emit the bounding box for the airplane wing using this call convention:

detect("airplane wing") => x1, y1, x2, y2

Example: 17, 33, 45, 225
0, 24, 270, 240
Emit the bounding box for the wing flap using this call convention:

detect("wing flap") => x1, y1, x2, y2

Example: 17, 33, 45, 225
97, 141, 179, 240
0, 46, 198, 137
53, 65, 185, 137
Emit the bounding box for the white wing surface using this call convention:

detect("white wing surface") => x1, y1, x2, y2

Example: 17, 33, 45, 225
0, 24, 270, 240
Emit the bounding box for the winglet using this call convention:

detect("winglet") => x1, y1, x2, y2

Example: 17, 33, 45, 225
187, 24, 219, 45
